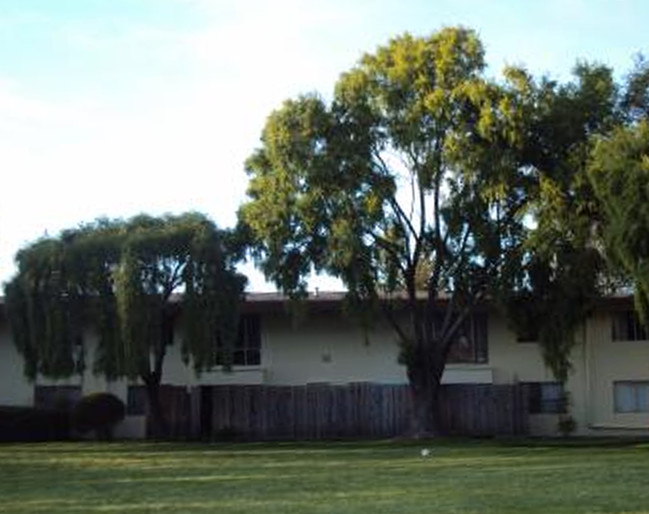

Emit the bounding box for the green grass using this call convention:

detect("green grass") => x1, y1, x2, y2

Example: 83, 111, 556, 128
1, 439, 649, 513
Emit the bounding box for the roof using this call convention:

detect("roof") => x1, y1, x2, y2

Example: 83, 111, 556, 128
240, 291, 348, 314
0, 291, 638, 317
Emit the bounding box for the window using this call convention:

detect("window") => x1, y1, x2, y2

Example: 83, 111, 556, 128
216, 314, 261, 366
524, 382, 566, 414
34, 385, 81, 411
614, 381, 649, 413
612, 311, 647, 341
446, 313, 488, 364
127, 385, 148, 415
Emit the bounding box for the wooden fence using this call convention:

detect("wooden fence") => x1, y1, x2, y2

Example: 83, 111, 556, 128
151, 385, 194, 439
438, 384, 528, 436
154, 382, 528, 440
204, 383, 412, 440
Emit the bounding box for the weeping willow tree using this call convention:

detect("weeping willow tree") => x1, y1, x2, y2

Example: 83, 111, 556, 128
5, 213, 246, 437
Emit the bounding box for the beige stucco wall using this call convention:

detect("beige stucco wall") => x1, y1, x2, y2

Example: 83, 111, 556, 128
262, 311, 405, 385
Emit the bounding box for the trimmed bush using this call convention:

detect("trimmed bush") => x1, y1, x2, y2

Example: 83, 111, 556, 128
0, 406, 72, 441
72, 393, 125, 440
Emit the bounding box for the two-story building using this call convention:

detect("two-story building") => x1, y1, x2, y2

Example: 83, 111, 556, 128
1, 293, 648, 438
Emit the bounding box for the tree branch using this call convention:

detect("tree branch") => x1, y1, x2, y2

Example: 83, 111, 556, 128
368, 231, 407, 274
424, 136, 446, 344
373, 149, 420, 243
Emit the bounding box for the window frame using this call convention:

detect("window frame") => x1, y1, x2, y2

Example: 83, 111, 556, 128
215, 314, 262, 367
613, 381, 649, 413
446, 312, 489, 364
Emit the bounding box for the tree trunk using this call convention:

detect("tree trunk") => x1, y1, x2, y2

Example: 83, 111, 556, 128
144, 375, 169, 439
407, 347, 444, 437
410, 381, 442, 437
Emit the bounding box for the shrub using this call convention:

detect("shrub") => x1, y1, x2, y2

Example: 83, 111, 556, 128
0, 406, 72, 441
72, 393, 125, 440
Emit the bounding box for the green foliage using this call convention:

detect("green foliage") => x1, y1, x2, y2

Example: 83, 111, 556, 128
242, 27, 521, 296
589, 121, 649, 324
72, 392, 125, 439
621, 53, 649, 122
4, 240, 85, 379
6, 212, 246, 381
586, 51, 649, 329
502, 63, 618, 382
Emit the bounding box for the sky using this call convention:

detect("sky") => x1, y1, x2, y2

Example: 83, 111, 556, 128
0, 0, 647, 291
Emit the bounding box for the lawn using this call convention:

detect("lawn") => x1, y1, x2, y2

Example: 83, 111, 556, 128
0, 439, 648, 513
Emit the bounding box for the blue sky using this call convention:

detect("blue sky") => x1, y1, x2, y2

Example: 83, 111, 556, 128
1, 0, 647, 290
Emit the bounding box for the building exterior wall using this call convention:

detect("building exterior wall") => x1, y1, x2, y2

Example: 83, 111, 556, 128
262, 311, 405, 385
0, 320, 33, 407
1, 300, 648, 438
582, 310, 649, 435
485, 307, 649, 437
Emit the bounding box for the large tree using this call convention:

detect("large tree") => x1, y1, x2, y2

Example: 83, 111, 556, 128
239, 27, 534, 435
5, 212, 246, 436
